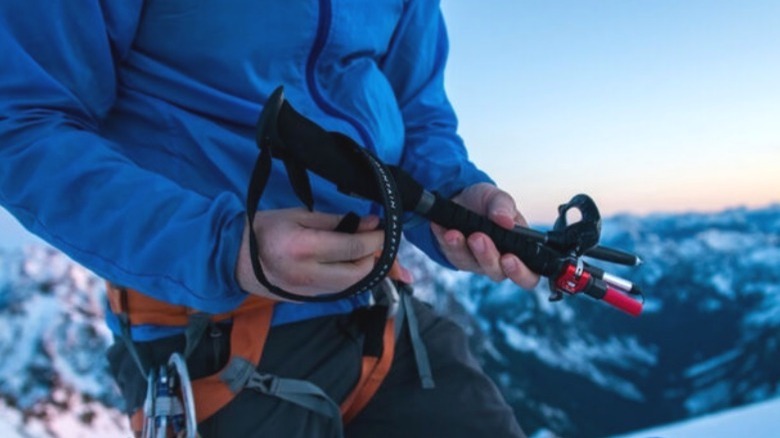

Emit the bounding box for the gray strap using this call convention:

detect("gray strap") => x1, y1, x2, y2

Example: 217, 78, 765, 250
117, 312, 149, 378
220, 356, 257, 393
399, 289, 436, 389
221, 357, 344, 437
246, 373, 342, 422
114, 287, 149, 378
393, 296, 406, 341
183, 312, 211, 359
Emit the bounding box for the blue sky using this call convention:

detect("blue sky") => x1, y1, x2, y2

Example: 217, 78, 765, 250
441, 0, 780, 222
2, 1, 779, 245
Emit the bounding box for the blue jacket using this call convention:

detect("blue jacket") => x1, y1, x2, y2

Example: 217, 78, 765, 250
0, 0, 492, 338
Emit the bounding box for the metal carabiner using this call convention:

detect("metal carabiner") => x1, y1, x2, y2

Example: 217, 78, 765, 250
140, 353, 198, 438
168, 352, 198, 438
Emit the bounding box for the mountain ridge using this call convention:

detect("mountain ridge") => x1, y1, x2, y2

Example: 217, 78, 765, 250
1, 204, 778, 436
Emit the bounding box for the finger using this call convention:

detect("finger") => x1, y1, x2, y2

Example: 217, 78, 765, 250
467, 232, 506, 282
295, 210, 349, 230
355, 215, 380, 232
297, 211, 380, 233
514, 210, 530, 228
310, 253, 378, 293
389, 260, 415, 284
486, 191, 519, 230
308, 229, 385, 263
430, 221, 447, 240
432, 223, 480, 271
272, 253, 377, 296
500, 254, 540, 290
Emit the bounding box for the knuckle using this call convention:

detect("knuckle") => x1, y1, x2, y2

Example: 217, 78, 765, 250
283, 271, 315, 289
347, 239, 366, 260
287, 238, 314, 261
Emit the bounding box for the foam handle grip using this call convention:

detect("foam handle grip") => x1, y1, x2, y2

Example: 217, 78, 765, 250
602, 286, 643, 316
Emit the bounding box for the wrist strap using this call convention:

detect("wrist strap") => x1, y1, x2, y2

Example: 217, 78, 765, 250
245, 87, 403, 302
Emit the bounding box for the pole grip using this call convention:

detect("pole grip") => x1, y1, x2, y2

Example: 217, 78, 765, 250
423, 193, 562, 277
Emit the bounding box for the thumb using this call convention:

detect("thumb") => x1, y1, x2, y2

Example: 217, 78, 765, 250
486, 190, 519, 230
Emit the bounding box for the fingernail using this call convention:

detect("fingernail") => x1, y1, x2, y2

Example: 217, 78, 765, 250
472, 237, 486, 254
501, 257, 517, 274
446, 234, 459, 246
495, 208, 511, 218
401, 268, 414, 284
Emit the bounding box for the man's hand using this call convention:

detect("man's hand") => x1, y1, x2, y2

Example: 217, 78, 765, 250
431, 183, 540, 290
236, 208, 391, 300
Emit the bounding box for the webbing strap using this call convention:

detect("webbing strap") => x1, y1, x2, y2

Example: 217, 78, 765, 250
183, 313, 211, 360
115, 287, 149, 379
246, 87, 404, 302
189, 297, 274, 422
396, 285, 435, 389
248, 373, 342, 426
222, 357, 344, 437
341, 317, 396, 424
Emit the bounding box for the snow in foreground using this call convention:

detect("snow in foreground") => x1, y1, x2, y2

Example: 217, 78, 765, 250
618, 396, 780, 437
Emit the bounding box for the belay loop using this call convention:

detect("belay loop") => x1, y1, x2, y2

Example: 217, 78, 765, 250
246, 86, 404, 302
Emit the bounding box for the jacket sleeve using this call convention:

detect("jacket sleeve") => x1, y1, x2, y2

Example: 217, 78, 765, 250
381, 0, 494, 268
0, 1, 248, 312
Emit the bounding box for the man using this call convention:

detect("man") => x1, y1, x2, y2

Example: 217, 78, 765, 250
1, 0, 538, 436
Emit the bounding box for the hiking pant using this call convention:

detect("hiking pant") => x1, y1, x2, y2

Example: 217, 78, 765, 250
107, 297, 526, 437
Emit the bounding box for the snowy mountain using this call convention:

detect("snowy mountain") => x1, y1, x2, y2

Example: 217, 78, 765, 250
617, 396, 780, 437
402, 204, 780, 437
0, 245, 130, 437
1, 204, 779, 437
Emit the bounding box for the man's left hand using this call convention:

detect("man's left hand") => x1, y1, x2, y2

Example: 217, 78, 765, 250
430, 183, 540, 290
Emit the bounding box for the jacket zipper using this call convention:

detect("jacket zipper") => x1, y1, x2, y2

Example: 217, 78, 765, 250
306, 0, 381, 217
306, 0, 376, 155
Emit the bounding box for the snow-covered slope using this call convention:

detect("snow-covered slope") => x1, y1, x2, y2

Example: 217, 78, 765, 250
618, 396, 780, 438
1, 203, 779, 437
0, 245, 130, 437
402, 204, 780, 437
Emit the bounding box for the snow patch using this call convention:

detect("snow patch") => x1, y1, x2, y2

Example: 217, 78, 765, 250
496, 321, 656, 401
619, 396, 780, 438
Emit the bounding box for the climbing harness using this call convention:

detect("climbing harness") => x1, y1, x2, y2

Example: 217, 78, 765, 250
108, 276, 430, 438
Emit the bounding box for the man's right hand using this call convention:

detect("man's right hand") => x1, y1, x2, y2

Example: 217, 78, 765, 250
235, 208, 387, 300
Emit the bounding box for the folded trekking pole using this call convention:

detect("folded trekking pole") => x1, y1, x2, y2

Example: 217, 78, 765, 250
246, 86, 644, 316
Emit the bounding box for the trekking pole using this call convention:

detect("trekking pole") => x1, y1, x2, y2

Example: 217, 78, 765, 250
250, 86, 644, 316
411, 190, 644, 316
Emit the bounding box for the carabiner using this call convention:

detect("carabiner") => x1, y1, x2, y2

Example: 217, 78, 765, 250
140, 353, 198, 438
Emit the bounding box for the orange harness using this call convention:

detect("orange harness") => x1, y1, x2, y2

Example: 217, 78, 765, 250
107, 283, 398, 435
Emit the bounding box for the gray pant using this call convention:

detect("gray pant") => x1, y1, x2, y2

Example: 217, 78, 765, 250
107, 297, 525, 437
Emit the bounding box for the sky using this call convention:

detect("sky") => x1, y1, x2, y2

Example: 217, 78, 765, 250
1, 1, 779, 244
441, 0, 780, 223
